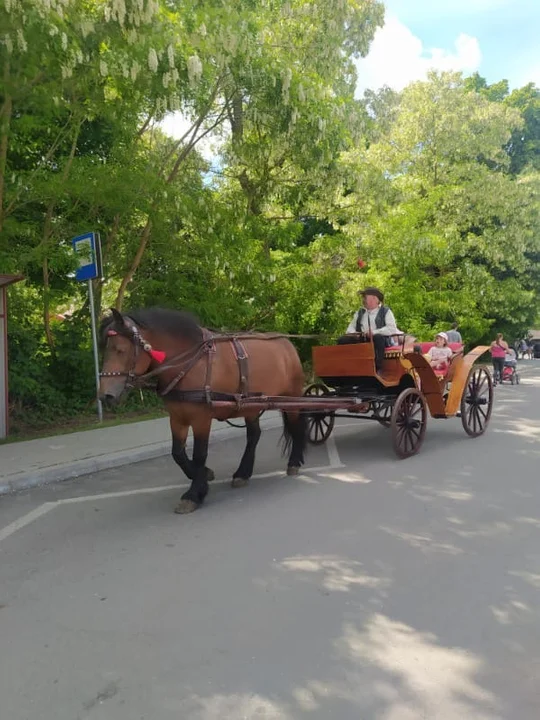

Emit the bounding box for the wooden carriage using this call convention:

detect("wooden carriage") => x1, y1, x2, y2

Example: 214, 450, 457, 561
305, 336, 493, 458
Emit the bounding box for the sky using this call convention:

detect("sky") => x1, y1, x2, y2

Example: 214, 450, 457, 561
355, 0, 540, 95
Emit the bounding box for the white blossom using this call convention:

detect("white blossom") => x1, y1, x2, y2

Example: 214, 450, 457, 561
61, 32, 68, 50
167, 44, 175, 68
79, 20, 94, 38
17, 28, 27, 52
99, 60, 108, 77
148, 47, 158, 73
198, 23, 207, 37
3, 34, 13, 54
130, 60, 140, 81
298, 84, 305, 102
187, 55, 203, 86
162, 72, 170, 88
281, 67, 292, 103
111, 0, 126, 27
126, 29, 138, 44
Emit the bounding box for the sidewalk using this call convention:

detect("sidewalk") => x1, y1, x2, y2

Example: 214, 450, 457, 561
0, 412, 283, 495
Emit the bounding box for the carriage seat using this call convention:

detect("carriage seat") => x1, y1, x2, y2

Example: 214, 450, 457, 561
416, 342, 463, 355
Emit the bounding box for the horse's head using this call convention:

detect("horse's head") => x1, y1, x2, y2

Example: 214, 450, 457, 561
98, 308, 162, 405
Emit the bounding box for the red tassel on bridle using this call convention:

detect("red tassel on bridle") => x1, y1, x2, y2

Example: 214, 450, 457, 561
149, 349, 166, 364
108, 325, 165, 364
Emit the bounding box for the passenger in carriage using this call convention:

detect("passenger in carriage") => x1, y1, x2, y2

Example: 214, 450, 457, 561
345, 287, 402, 373
426, 332, 453, 371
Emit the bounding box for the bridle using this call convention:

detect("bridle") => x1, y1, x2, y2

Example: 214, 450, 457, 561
99, 319, 215, 394
100, 321, 160, 387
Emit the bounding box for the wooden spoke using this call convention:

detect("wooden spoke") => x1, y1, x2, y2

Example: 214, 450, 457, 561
460, 366, 493, 437
372, 400, 393, 428
391, 388, 427, 459
304, 382, 335, 445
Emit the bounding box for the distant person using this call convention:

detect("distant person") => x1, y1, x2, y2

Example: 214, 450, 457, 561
446, 322, 462, 344
490, 333, 509, 384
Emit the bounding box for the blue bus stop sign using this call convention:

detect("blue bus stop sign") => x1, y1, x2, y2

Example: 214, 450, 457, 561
72, 232, 102, 282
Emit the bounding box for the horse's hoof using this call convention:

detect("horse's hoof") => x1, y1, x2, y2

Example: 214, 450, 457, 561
174, 499, 199, 514
287, 466, 300, 476
231, 477, 250, 488
206, 468, 215, 482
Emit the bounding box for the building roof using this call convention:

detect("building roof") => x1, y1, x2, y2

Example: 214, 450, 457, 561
0, 274, 24, 289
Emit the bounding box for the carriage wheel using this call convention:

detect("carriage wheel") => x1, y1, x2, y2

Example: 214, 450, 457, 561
460, 366, 493, 437
304, 382, 335, 445
391, 388, 427, 459
372, 400, 393, 428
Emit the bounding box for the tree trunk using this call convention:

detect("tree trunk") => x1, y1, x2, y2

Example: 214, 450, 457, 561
0, 60, 12, 236
114, 79, 230, 307
42, 257, 55, 352
115, 218, 152, 310
40, 121, 81, 349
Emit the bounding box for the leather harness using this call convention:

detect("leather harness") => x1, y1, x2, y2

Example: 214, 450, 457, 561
101, 322, 285, 407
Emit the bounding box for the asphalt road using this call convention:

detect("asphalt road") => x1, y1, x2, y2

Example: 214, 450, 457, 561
1, 362, 540, 720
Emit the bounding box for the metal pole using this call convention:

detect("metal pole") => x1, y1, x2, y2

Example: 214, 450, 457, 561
88, 279, 103, 422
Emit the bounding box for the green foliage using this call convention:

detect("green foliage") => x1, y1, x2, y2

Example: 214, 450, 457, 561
1, 5, 539, 429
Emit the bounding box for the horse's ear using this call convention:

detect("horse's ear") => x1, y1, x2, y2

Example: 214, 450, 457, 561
110, 308, 125, 327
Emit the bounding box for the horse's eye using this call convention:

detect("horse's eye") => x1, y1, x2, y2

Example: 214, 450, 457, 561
116, 347, 126, 356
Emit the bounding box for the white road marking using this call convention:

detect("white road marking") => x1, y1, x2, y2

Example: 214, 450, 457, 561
0, 458, 349, 542
0, 502, 56, 545
58, 464, 343, 504
326, 435, 343, 468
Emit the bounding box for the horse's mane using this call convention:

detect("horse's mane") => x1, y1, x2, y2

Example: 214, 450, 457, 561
99, 307, 203, 346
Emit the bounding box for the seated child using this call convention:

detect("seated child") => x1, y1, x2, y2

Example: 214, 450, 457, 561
426, 332, 453, 371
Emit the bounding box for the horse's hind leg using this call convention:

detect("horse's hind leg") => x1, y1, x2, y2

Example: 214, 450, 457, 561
231, 415, 262, 488
282, 410, 307, 476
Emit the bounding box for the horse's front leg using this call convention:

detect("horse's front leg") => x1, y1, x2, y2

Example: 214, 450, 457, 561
174, 416, 212, 514
170, 416, 215, 484
231, 416, 262, 488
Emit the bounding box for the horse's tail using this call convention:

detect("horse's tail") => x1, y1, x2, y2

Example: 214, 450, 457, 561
281, 411, 307, 466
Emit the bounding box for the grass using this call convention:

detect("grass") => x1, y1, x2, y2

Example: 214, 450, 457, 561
1, 407, 167, 445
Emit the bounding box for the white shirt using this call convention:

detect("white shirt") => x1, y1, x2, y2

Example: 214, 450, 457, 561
346, 305, 401, 337
427, 346, 452, 364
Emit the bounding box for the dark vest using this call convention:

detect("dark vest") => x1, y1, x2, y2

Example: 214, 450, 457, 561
355, 305, 389, 333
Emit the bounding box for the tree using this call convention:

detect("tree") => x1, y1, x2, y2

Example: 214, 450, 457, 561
335, 72, 540, 341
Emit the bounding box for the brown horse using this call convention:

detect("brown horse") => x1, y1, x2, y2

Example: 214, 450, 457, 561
98, 308, 307, 514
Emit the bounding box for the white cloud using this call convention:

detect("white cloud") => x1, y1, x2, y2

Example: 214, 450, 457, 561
355, 15, 482, 95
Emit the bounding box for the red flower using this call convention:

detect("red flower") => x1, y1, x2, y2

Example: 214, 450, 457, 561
357, 258, 366, 269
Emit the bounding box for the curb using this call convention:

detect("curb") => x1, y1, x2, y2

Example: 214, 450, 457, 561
0, 413, 284, 496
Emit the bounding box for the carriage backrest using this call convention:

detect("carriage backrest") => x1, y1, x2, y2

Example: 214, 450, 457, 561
417, 342, 463, 354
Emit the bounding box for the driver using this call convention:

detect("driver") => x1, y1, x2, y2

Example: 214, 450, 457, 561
345, 287, 402, 373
